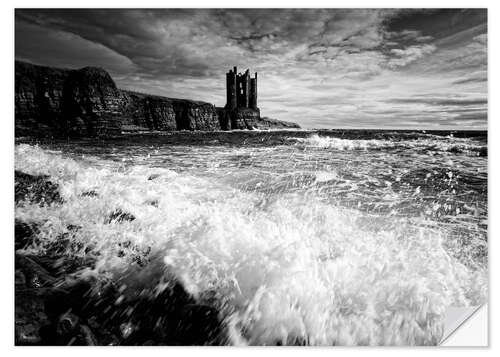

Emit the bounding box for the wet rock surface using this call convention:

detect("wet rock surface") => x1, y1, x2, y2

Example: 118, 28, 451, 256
15, 250, 228, 345
15, 169, 228, 345
15, 170, 62, 206
256, 116, 301, 129
80, 190, 98, 198
15, 220, 40, 250
107, 209, 136, 223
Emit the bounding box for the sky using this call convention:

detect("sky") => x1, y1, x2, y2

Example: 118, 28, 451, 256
15, 9, 487, 129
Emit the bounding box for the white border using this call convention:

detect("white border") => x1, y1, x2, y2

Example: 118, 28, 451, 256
1, 0, 497, 355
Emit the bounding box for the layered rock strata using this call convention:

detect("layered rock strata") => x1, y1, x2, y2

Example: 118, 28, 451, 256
15, 61, 300, 138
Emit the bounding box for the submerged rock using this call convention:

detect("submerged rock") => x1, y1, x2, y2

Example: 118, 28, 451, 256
15, 289, 50, 345
478, 146, 487, 156
80, 190, 98, 197
15, 170, 62, 206
170, 304, 226, 345
79, 324, 98, 345
147, 173, 160, 180
15, 253, 54, 345
107, 209, 136, 223
15, 219, 40, 250
56, 312, 80, 337
15, 254, 57, 289
145, 199, 159, 207
15, 247, 229, 345
14, 206, 229, 346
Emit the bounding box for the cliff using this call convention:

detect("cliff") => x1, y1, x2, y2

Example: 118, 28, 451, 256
15, 61, 299, 138
120, 91, 221, 132
252, 116, 301, 130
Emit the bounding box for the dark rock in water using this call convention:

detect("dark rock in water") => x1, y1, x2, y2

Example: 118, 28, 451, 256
15, 219, 40, 250
147, 173, 160, 180
107, 209, 136, 223
257, 116, 301, 129
218, 108, 301, 130
44, 278, 94, 320
15, 251, 229, 345
14, 203, 226, 346
80, 190, 98, 197
56, 312, 80, 337
15, 289, 51, 345
145, 199, 159, 207
39, 303, 99, 346
15, 254, 57, 289
14, 223, 229, 345
79, 324, 98, 346
169, 304, 226, 345
15, 270, 26, 286
478, 146, 487, 157
15, 253, 56, 345
67, 224, 82, 232
15, 171, 62, 206
100, 281, 227, 346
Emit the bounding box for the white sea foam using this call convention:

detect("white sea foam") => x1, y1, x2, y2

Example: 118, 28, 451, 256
15, 144, 487, 345
293, 134, 390, 150
314, 170, 339, 182
292, 134, 486, 156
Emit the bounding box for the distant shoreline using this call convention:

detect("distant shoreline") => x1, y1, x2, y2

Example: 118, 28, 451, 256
15, 127, 487, 141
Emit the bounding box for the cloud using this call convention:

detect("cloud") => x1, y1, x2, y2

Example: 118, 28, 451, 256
15, 20, 136, 74
15, 8, 488, 129
452, 76, 486, 85
387, 44, 437, 68
389, 97, 487, 106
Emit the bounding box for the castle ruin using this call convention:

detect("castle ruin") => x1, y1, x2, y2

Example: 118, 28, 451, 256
226, 66, 258, 110
216, 66, 262, 130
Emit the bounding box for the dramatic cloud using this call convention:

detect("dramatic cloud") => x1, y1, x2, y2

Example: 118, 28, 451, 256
387, 44, 437, 68
15, 8, 487, 129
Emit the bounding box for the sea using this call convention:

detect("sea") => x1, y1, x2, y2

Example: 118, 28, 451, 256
15, 129, 488, 346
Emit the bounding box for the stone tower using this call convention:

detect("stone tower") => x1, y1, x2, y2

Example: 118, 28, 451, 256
249, 72, 257, 109
226, 67, 258, 110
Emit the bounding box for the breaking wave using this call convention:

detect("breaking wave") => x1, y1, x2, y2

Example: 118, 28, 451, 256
292, 134, 487, 156
15, 143, 487, 345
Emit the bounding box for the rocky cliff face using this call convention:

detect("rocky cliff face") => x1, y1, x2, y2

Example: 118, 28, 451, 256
230, 108, 262, 130
63, 67, 123, 137
170, 99, 221, 131
120, 92, 178, 131
253, 117, 301, 129
15, 61, 299, 137
15, 62, 69, 137
16, 61, 124, 137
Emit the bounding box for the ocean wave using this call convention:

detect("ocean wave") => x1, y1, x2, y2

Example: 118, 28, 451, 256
15, 144, 486, 345
292, 135, 392, 150
291, 134, 487, 156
